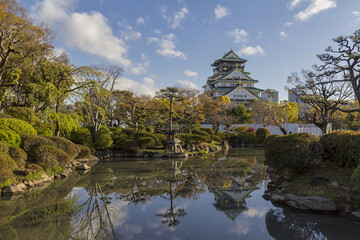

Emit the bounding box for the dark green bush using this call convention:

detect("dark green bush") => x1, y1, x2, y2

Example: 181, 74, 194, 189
122, 140, 139, 153
110, 128, 128, 150
30, 145, 71, 169
256, 127, 271, 143
231, 126, 249, 134
5, 107, 40, 125
352, 165, 360, 188
265, 133, 321, 174
8, 146, 27, 170
211, 135, 222, 142
181, 134, 209, 145
238, 133, 259, 144
33, 122, 53, 136
122, 128, 137, 137
0, 142, 9, 153
45, 136, 80, 158
76, 144, 91, 159
70, 127, 92, 146
192, 129, 211, 143
0, 118, 37, 136
0, 113, 14, 119
0, 152, 16, 184
155, 133, 167, 146
93, 132, 113, 151
265, 134, 281, 145
229, 135, 239, 144
217, 132, 226, 140
138, 137, 155, 148
26, 163, 44, 173
21, 134, 54, 153
320, 131, 360, 168
135, 131, 159, 143
145, 126, 154, 133
199, 127, 213, 135
0, 129, 21, 147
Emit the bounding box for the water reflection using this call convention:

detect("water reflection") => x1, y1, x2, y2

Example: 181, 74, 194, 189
0, 149, 359, 240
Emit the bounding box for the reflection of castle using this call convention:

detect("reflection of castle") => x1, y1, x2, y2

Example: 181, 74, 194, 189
210, 179, 259, 221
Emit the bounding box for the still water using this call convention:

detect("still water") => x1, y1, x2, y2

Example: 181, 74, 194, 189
0, 148, 359, 240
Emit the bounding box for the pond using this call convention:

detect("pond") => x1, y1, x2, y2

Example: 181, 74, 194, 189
0, 148, 359, 240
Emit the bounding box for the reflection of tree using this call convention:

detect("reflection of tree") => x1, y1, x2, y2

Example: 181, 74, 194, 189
266, 208, 360, 240
156, 181, 187, 227
70, 183, 118, 240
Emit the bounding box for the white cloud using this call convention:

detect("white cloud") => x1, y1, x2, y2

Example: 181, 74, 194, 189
238, 45, 265, 57
115, 77, 158, 96
176, 80, 198, 90
243, 208, 267, 218
284, 22, 293, 27
280, 31, 288, 38
183, 69, 198, 77
226, 28, 249, 43
147, 33, 187, 60
31, 0, 131, 67
136, 17, 145, 25
160, 6, 189, 29
214, 5, 231, 20
352, 11, 360, 23
118, 22, 142, 41
288, 0, 337, 22
130, 54, 150, 75
257, 31, 263, 39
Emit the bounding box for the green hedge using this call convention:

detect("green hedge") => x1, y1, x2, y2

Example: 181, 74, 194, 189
70, 127, 93, 146
34, 122, 53, 136
76, 145, 91, 159
8, 146, 27, 170
122, 140, 139, 153
320, 131, 360, 168
110, 128, 128, 150
256, 128, 271, 144
93, 132, 113, 151
0, 113, 14, 119
0, 142, 9, 153
45, 136, 80, 158
265, 134, 281, 145
0, 118, 37, 135
5, 107, 40, 125
30, 145, 70, 169
238, 133, 259, 144
138, 137, 155, 148
0, 129, 21, 147
265, 133, 321, 174
0, 152, 16, 184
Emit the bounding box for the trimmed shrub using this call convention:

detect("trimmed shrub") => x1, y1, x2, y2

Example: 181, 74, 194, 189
76, 144, 91, 159
21, 134, 54, 153
0, 152, 16, 184
8, 146, 27, 170
145, 126, 154, 133
122, 128, 137, 137
30, 145, 60, 169
93, 132, 113, 151
0, 118, 37, 135
0, 129, 21, 147
110, 128, 128, 150
192, 129, 211, 143
0, 113, 14, 119
34, 122, 53, 136
320, 130, 360, 168
217, 132, 227, 140
265, 134, 281, 145
5, 107, 40, 125
138, 137, 155, 148
256, 128, 271, 144
231, 126, 249, 134
199, 127, 213, 135
352, 165, 360, 188
265, 133, 321, 174
229, 135, 239, 144
155, 133, 167, 146
26, 163, 44, 173
45, 136, 80, 158
122, 140, 139, 153
211, 135, 222, 142
0, 142, 9, 153
181, 134, 209, 145
238, 133, 259, 144
70, 127, 92, 146
246, 127, 256, 135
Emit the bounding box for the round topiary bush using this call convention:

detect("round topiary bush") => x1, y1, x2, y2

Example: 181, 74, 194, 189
44, 136, 80, 158
76, 144, 91, 159
0, 152, 17, 184
265, 133, 322, 174
0, 129, 21, 147
33, 122, 53, 136
122, 128, 137, 137
238, 133, 259, 145
352, 165, 360, 188
0, 142, 9, 153
110, 128, 128, 150
8, 146, 27, 170
0, 113, 14, 119
122, 140, 139, 153
70, 127, 92, 146
256, 127, 271, 144
192, 129, 211, 143
229, 135, 239, 144
320, 130, 360, 168
137, 137, 155, 148
21, 134, 54, 153
265, 134, 281, 145
0, 118, 37, 136
93, 132, 113, 151
30, 145, 71, 169
5, 107, 40, 125
154, 133, 167, 146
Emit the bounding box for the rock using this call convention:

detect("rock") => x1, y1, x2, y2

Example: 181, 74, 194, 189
16, 183, 27, 191
76, 164, 91, 171
171, 153, 188, 158
23, 179, 35, 188
32, 179, 44, 186
153, 152, 162, 158
221, 140, 229, 151
308, 177, 329, 186
42, 176, 52, 183
271, 194, 285, 204
262, 192, 271, 201
350, 211, 360, 221
285, 194, 337, 212
331, 181, 339, 187
60, 168, 73, 178
3, 184, 23, 195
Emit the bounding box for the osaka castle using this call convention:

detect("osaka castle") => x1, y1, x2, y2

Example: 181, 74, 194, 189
203, 49, 265, 104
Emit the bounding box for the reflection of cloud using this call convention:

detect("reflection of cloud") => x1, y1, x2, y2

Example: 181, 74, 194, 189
124, 224, 142, 234
229, 220, 250, 236
244, 208, 267, 218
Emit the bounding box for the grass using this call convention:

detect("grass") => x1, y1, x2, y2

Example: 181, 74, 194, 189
283, 162, 359, 206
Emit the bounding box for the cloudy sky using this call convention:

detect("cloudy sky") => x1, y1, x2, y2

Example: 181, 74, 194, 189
21, 0, 360, 100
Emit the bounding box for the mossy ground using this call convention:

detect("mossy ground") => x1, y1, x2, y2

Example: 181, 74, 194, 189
283, 162, 360, 208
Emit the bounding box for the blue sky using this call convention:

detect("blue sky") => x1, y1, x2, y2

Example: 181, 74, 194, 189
21, 0, 360, 100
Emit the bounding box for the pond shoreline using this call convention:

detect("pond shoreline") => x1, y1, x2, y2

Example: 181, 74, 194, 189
263, 167, 360, 221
